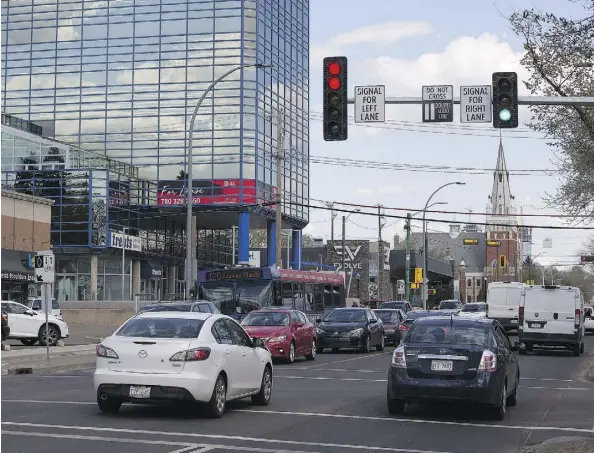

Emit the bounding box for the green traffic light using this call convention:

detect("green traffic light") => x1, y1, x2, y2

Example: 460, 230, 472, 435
499, 109, 512, 122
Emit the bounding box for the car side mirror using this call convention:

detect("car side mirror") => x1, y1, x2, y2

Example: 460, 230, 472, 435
252, 337, 266, 349
369, 319, 378, 323
293, 321, 304, 328
26, 310, 36, 316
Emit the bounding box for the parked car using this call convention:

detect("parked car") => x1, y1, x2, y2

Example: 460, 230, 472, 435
1, 310, 10, 342
387, 316, 520, 420
0, 301, 69, 346
397, 310, 451, 337
137, 301, 220, 315
26, 297, 62, 319
373, 308, 406, 345
94, 312, 273, 418
241, 308, 317, 363
316, 307, 385, 353
519, 285, 585, 356
379, 301, 412, 313
458, 303, 488, 319
438, 300, 464, 313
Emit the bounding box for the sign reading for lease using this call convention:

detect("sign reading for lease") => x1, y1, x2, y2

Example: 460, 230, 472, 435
354, 85, 385, 123
460, 85, 492, 123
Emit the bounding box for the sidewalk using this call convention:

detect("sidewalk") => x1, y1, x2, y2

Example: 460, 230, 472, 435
1, 344, 96, 375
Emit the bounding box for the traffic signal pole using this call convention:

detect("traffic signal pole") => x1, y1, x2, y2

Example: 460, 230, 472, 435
404, 213, 412, 302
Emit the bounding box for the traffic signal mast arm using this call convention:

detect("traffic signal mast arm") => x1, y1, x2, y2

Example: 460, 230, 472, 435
344, 96, 594, 106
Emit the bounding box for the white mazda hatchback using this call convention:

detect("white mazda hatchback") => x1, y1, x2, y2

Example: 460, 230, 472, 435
94, 312, 273, 418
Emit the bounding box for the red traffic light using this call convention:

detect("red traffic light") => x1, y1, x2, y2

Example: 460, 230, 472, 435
328, 77, 341, 90
328, 62, 341, 75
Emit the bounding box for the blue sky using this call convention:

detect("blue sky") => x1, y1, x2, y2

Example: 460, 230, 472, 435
303, 0, 591, 267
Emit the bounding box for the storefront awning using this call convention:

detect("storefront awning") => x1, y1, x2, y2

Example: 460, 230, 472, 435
1, 249, 35, 282
141, 261, 163, 279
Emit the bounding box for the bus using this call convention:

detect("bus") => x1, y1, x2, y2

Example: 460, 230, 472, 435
197, 267, 346, 321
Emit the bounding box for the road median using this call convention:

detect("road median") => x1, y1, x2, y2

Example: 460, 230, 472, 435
1, 344, 96, 375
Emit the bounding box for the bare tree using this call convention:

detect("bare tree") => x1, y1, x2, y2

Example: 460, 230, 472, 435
509, 1, 594, 220
249, 229, 315, 248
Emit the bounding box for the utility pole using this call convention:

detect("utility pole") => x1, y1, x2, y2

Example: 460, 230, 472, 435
341, 215, 347, 293
325, 202, 336, 242
404, 213, 412, 302
377, 205, 384, 301
275, 109, 285, 269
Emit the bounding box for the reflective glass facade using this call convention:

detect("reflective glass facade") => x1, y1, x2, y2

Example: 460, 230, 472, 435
1, 0, 309, 223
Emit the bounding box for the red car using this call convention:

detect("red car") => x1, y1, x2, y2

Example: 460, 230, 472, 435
241, 308, 317, 363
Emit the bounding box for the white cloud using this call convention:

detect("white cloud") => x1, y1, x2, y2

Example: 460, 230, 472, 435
328, 21, 433, 47
357, 188, 374, 195
377, 185, 404, 195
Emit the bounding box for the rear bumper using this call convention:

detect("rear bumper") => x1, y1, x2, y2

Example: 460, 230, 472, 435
383, 331, 400, 344
490, 317, 518, 329
387, 367, 501, 405
519, 330, 580, 346
94, 368, 215, 403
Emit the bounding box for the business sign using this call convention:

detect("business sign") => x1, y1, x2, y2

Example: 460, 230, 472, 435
325, 240, 371, 300
1, 270, 34, 282
354, 85, 385, 123
333, 245, 362, 270
460, 85, 492, 123
205, 268, 263, 281
487, 240, 501, 247
110, 232, 142, 252
422, 85, 454, 122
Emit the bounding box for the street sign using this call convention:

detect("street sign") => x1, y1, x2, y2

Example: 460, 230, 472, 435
422, 85, 453, 122
34, 250, 55, 283
397, 279, 405, 295
354, 85, 385, 123
463, 239, 479, 245
487, 240, 501, 247
460, 85, 492, 123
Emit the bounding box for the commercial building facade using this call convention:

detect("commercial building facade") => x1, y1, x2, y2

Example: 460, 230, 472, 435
1, 0, 310, 299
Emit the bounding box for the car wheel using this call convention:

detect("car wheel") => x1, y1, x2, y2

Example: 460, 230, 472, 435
387, 398, 405, 415
20, 339, 37, 346
361, 335, 371, 353
287, 342, 296, 364
525, 343, 533, 352
97, 393, 121, 414
252, 365, 273, 406
305, 340, 317, 361
38, 325, 59, 346
492, 381, 507, 420
572, 343, 581, 357
316, 347, 324, 353
206, 374, 227, 418
506, 373, 519, 407
332, 348, 340, 353
518, 348, 526, 355
376, 335, 385, 352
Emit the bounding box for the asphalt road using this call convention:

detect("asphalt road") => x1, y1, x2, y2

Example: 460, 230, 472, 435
4, 323, 117, 350
2, 334, 594, 453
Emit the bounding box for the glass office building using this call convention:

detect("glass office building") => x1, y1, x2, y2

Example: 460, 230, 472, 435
2, 0, 310, 268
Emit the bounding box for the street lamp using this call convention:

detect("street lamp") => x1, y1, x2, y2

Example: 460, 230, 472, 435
422, 182, 466, 308
121, 227, 128, 301
184, 62, 273, 298
341, 209, 361, 296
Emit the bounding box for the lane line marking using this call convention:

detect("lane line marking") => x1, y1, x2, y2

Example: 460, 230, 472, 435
3, 407, 594, 434
305, 353, 389, 368
0, 422, 459, 453
169, 447, 204, 453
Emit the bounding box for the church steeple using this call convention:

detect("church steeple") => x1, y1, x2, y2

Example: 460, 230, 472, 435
489, 139, 513, 215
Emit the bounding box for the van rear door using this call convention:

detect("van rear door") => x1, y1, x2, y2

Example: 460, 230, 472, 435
523, 286, 577, 335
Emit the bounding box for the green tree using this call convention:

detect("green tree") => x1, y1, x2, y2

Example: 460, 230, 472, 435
509, 2, 594, 220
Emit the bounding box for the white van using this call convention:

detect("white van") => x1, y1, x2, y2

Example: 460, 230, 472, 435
518, 285, 585, 356
486, 282, 526, 331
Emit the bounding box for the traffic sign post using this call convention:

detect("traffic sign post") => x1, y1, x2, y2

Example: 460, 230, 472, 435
422, 85, 453, 122
34, 250, 54, 362
397, 279, 405, 296
460, 85, 492, 123
354, 85, 385, 123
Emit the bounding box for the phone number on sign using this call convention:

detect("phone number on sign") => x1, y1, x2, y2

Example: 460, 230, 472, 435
159, 197, 201, 205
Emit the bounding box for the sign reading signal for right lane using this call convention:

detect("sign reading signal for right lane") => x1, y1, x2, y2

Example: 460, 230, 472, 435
460, 85, 492, 123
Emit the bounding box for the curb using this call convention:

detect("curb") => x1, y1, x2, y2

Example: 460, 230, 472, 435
3, 362, 94, 376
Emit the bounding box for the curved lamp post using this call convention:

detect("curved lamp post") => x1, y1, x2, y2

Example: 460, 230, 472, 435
185, 62, 273, 298
422, 182, 466, 308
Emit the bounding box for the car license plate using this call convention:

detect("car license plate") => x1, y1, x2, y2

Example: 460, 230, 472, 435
510, 319, 518, 324
529, 323, 542, 329
431, 360, 453, 372
129, 385, 151, 399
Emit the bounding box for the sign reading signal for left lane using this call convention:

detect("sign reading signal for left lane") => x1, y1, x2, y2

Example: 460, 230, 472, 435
354, 85, 385, 123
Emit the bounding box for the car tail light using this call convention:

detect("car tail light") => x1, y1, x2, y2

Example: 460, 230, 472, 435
478, 350, 497, 372
575, 309, 581, 328
391, 345, 407, 368
170, 347, 211, 362
96, 344, 119, 358
518, 306, 524, 326
399, 324, 409, 332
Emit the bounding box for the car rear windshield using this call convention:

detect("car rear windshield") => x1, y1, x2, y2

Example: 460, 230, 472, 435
461, 304, 486, 312
380, 302, 404, 310
138, 304, 192, 314
375, 310, 398, 323
241, 312, 289, 326
407, 324, 488, 346
116, 317, 205, 338
323, 309, 366, 323
406, 311, 446, 321
439, 301, 460, 309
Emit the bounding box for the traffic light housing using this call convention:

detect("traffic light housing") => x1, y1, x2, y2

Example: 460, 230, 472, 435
581, 255, 594, 264
323, 56, 348, 141
492, 72, 518, 128
414, 267, 423, 284
499, 255, 507, 268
